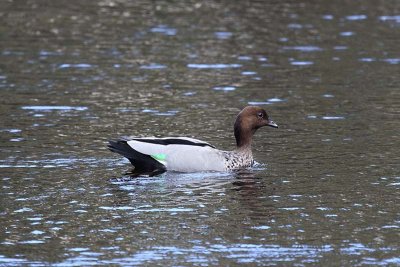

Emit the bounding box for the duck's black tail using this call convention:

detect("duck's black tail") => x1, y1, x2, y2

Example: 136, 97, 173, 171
108, 139, 166, 176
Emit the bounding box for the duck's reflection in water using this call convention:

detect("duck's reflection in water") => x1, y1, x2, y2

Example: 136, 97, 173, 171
107, 168, 277, 223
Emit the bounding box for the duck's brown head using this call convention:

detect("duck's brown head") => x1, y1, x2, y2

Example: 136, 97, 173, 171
234, 106, 278, 148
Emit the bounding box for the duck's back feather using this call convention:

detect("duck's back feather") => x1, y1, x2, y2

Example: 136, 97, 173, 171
130, 137, 215, 148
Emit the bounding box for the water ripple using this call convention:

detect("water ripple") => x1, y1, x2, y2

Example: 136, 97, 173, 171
322, 15, 334, 20
213, 86, 236, 91
340, 31, 355, 36
215, 32, 232, 39
58, 64, 93, 69
283, 46, 323, 52
150, 25, 177, 36
187, 63, 242, 69
346, 15, 367, 21
291, 61, 314, 66
382, 58, 400, 64
21, 106, 88, 111
379, 15, 400, 23
140, 63, 167, 70
322, 116, 345, 120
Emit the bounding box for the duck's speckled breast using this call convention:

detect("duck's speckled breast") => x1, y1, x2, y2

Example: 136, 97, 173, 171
222, 150, 254, 171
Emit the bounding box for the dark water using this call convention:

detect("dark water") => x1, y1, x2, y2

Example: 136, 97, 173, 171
1, 1, 399, 266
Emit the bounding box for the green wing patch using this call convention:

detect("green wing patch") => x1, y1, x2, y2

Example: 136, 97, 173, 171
151, 153, 167, 162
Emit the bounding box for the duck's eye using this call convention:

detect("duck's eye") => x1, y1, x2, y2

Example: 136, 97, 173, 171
257, 112, 263, 118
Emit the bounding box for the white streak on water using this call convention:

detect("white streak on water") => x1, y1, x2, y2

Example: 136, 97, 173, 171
291, 61, 314, 66
59, 64, 92, 69
21, 106, 88, 111
379, 15, 400, 22
322, 116, 345, 120
187, 63, 242, 69
346, 15, 367, 21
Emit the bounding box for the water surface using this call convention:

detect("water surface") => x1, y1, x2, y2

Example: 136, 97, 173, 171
1, 1, 399, 266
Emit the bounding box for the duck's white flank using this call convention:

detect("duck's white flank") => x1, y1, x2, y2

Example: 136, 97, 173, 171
127, 138, 225, 172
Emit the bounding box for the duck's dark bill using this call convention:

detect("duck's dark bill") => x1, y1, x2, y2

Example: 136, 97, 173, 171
267, 120, 278, 128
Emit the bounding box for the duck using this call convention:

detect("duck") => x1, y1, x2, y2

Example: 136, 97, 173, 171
108, 106, 278, 175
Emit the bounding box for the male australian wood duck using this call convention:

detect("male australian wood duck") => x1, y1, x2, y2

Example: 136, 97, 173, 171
108, 106, 278, 175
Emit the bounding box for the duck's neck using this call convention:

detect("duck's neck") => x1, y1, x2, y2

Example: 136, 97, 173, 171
234, 121, 255, 151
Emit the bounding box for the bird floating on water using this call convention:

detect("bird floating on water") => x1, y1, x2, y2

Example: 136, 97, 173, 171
108, 106, 278, 175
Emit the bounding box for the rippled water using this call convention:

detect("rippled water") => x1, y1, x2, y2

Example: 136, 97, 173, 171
1, 1, 399, 266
